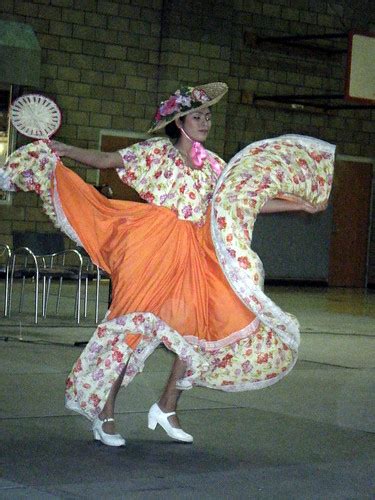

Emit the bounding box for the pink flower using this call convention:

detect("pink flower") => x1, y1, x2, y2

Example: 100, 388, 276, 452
159, 96, 179, 116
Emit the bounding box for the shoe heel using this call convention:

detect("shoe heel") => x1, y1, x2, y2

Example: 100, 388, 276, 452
93, 429, 100, 440
148, 415, 157, 430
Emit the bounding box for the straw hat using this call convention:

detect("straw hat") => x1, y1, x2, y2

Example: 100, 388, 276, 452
148, 82, 228, 133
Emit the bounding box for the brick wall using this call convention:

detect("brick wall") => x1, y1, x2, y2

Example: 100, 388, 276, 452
1, 0, 375, 282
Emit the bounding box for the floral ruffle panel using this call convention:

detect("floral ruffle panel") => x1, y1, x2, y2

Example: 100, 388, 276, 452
65, 311, 211, 421
2, 140, 83, 245
211, 135, 336, 352
65, 312, 296, 420
2, 140, 58, 225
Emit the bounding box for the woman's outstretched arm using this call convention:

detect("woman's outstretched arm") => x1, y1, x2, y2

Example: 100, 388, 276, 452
260, 198, 327, 214
50, 140, 123, 169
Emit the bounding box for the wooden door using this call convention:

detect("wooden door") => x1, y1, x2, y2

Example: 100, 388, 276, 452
328, 161, 373, 287
99, 135, 144, 202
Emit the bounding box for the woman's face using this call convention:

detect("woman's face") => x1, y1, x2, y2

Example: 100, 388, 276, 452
178, 109, 212, 142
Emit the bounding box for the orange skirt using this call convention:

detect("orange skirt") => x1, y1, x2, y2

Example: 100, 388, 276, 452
55, 162, 256, 349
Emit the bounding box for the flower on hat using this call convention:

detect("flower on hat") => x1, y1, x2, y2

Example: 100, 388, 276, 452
150, 86, 210, 129
148, 82, 228, 133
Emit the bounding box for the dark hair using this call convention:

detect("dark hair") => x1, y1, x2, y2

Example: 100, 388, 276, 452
165, 116, 185, 139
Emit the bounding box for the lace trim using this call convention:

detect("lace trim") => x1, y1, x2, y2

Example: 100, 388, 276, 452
0, 168, 16, 191
183, 317, 260, 350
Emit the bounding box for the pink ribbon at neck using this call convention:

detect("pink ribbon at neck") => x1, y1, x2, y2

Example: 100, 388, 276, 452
180, 127, 222, 177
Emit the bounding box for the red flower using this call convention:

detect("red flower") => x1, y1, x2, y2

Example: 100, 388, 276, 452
293, 175, 300, 185
124, 170, 137, 183
133, 314, 145, 325
142, 191, 155, 203
218, 353, 234, 368
66, 378, 73, 389
89, 393, 101, 407
217, 216, 227, 230
189, 192, 196, 200
317, 175, 325, 186
309, 151, 322, 162
97, 326, 106, 338
257, 353, 269, 364
112, 350, 123, 363
238, 256, 251, 269
74, 359, 82, 373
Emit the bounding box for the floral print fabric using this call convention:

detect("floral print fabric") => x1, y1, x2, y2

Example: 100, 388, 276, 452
65, 311, 295, 420
1, 135, 335, 421
117, 137, 224, 227
211, 134, 335, 352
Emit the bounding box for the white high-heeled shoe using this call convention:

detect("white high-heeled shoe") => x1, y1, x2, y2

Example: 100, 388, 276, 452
148, 403, 193, 443
92, 417, 126, 447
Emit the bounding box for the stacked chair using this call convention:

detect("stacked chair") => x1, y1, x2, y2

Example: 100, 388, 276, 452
6, 232, 109, 324
9, 232, 83, 324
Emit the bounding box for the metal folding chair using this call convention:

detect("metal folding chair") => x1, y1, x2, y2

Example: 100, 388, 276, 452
9, 232, 84, 324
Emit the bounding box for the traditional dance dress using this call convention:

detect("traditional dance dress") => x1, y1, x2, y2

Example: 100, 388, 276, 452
1, 134, 335, 420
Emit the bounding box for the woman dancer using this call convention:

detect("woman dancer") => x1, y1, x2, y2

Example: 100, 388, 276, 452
2, 82, 334, 447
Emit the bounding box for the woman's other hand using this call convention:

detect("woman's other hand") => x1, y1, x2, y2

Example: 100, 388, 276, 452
49, 140, 72, 158
301, 200, 328, 214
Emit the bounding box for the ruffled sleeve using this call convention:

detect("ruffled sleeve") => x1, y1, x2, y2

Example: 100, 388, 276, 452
116, 137, 169, 191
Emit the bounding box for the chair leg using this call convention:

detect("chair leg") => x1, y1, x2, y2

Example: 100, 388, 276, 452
84, 277, 88, 318
75, 278, 81, 325
34, 272, 39, 324
8, 268, 14, 317
42, 276, 47, 318
4, 267, 9, 317
95, 270, 100, 324
19, 276, 26, 312
56, 277, 63, 314
44, 276, 54, 319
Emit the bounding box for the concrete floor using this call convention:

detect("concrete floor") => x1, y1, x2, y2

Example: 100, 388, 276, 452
0, 280, 374, 499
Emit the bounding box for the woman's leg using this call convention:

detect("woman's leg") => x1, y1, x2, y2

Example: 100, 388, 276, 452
98, 364, 127, 434
157, 356, 186, 428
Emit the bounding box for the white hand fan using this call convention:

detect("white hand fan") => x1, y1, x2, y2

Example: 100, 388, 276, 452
10, 94, 61, 139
